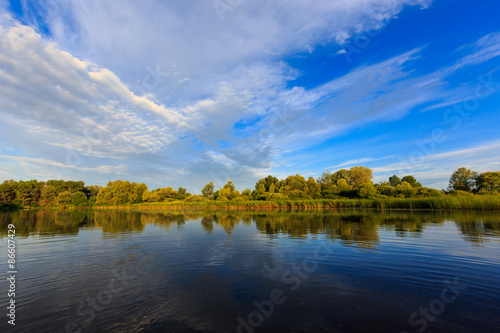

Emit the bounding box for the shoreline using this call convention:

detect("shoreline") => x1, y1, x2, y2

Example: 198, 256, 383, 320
6, 196, 500, 212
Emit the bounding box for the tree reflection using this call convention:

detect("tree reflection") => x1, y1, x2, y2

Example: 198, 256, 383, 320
0, 209, 499, 246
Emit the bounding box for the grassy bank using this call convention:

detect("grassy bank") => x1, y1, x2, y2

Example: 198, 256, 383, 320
90, 196, 500, 211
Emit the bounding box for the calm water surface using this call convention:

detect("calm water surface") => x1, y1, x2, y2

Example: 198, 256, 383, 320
0, 209, 499, 333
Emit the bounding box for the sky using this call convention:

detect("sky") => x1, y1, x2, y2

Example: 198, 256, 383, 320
0, 0, 499, 193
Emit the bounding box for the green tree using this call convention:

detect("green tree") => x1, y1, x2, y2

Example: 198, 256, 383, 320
282, 174, 307, 192
156, 187, 178, 201
376, 185, 396, 197
395, 182, 416, 198
224, 180, 236, 192
40, 185, 58, 206
95, 180, 147, 205
254, 176, 280, 193
131, 183, 148, 203
142, 190, 160, 202
57, 191, 74, 206
241, 189, 252, 200
0, 180, 17, 204
217, 180, 240, 201
416, 187, 443, 197
85, 185, 102, 199
337, 179, 352, 192
388, 175, 402, 187
306, 177, 321, 199
401, 175, 422, 188
448, 167, 478, 192
317, 172, 338, 197
202, 182, 215, 199
287, 190, 311, 200
333, 169, 350, 184
358, 183, 376, 198
15, 180, 42, 206
71, 192, 88, 206
216, 188, 230, 201
348, 166, 373, 189
317, 170, 334, 185
177, 187, 189, 200
46, 180, 85, 194
475, 171, 500, 193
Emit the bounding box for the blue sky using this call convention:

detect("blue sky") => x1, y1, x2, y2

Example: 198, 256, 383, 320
0, 0, 499, 192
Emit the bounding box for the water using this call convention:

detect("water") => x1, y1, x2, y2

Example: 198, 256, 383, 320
0, 209, 499, 333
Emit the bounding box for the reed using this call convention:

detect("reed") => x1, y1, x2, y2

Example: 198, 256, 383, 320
89, 196, 500, 211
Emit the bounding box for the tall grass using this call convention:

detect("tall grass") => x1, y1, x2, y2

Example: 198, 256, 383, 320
91, 196, 500, 211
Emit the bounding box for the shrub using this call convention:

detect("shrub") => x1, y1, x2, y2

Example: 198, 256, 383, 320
57, 191, 74, 206
184, 195, 207, 202
70, 192, 88, 206
358, 184, 376, 198
287, 190, 311, 200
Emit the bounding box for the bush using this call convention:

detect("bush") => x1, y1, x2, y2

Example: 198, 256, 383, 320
448, 190, 473, 196
57, 191, 74, 206
269, 193, 288, 200
71, 192, 88, 206
416, 187, 443, 197
376, 185, 396, 197
184, 195, 207, 202
287, 190, 311, 200
358, 184, 376, 198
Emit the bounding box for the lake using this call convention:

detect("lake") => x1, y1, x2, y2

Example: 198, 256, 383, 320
0, 209, 499, 333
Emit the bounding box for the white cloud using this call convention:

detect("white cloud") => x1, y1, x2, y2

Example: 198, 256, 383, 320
1, 1, 499, 192
451, 33, 500, 71
0, 22, 186, 159
15, 0, 431, 102
22, 155, 125, 174
372, 140, 500, 189
328, 157, 386, 170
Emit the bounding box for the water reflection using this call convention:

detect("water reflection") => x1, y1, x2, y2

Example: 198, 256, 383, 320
1, 209, 499, 333
1, 209, 500, 246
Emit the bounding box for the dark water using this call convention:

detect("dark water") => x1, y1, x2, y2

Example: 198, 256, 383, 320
1, 209, 499, 333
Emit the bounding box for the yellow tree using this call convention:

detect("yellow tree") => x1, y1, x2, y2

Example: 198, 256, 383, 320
348, 166, 373, 189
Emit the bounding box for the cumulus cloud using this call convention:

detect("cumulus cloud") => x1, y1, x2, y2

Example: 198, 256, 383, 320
15, 0, 432, 104
0, 22, 187, 159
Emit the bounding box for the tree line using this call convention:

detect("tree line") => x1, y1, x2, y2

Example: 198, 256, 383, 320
0, 167, 499, 208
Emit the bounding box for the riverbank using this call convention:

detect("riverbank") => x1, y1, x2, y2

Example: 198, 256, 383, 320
5, 196, 500, 212
90, 196, 500, 211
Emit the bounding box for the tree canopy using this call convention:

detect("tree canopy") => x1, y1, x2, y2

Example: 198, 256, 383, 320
1, 166, 498, 209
